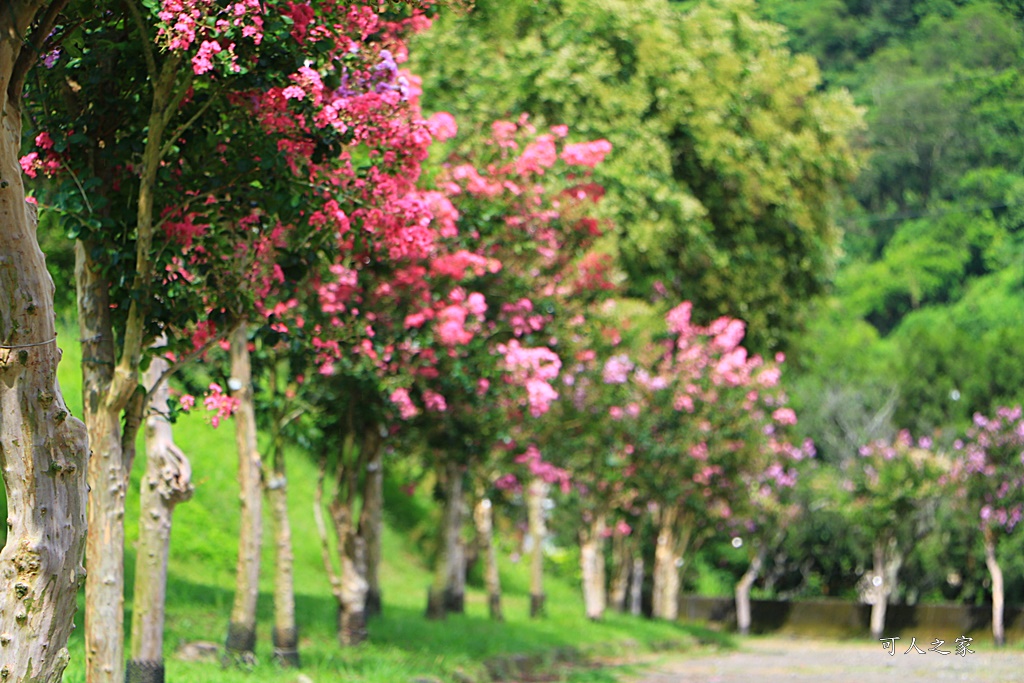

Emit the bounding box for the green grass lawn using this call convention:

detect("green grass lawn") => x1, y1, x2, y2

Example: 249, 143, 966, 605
48, 325, 728, 682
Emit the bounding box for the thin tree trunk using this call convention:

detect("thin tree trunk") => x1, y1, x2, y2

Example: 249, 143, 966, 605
361, 441, 384, 619
629, 555, 644, 616
78, 239, 143, 683
579, 514, 607, 621
427, 460, 463, 620
527, 478, 549, 618
266, 439, 298, 666
868, 540, 892, 643
0, 58, 90, 679
225, 324, 262, 664
735, 547, 765, 636
127, 350, 193, 683
474, 498, 503, 621
609, 525, 631, 613
984, 529, 1005, 647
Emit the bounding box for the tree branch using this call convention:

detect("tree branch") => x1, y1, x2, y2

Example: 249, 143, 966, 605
9, 0, 67, 105
124, 0, 157, 82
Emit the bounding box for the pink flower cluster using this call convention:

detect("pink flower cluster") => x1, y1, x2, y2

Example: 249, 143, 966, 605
515, 445, 571, 493
203, 382, 240, 428
499, 340, 562, 417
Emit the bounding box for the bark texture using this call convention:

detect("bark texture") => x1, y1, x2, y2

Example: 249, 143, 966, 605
427, 460, 464, 620
0, 28, 90, 677
128, 351, 193, 680
474, 498, 503, 621
652, 506, 691, 621
526, 478, 548, 618
984, 530, 1005, 647
579, 515, 607, 621
226, 325, 262, 665
866, 537, 902, 640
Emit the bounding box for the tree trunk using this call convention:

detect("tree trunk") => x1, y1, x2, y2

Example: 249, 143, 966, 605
984, 529, 1005, 647
629, 555, 644, 617
867, 537, 902, 640
266, 441, 298, 667
735, 547, 765, 636
609, 526, 631, 613
331, 492, 368, 646
127, 350, 193, 683
474, 498, 503, 621
361, 442, 384, 619
225, 324, 262, 665
78, 238, 142, 683
0, 58, 91, 679
526, 478, 549, 618
579, 515, 607, 621
652, 506, 689, 621
427, 460, 464, 620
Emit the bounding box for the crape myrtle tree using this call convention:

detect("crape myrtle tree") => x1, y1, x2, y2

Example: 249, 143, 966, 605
19, 0, 434, 679
412, 0, 863, 352
0, 4, 90, 681
372, 117, 611, 620
949, 406, 1024, 647
622, 302, 806, 621
843, 431, 946, 640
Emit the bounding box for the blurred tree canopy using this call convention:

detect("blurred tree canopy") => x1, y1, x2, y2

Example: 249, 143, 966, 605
411, 0, 864, 353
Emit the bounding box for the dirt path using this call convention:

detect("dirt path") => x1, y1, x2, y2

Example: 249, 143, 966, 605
627, 636, 1024, 683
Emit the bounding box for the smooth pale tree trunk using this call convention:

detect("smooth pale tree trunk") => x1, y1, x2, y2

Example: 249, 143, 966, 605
984, 529, 1005, 647
629, 555, 644, 616
427, 460, 464, 619
0, 38, 91, 677
609, 526, 631, 613
266, 439, 298, 666
867, 537, 902, 640
579, 515, 607, 620
474, 498, 503, 621
735, 547, 765, 636
527, 478, 549, 618
225, 325, 262, 664
651, 506, 691, 621
127, 351, 193, 683
361, 443, 384, 619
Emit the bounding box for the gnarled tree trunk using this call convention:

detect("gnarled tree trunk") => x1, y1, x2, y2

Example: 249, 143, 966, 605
127, 350, 193, 683
474, 498, 503, 621
225, 324, 262, 665
427, 460, 464, 620
0, 48, 90, 679
984, 528, 1005, 647
579, 514, 607, 621
526, 478, 548, 618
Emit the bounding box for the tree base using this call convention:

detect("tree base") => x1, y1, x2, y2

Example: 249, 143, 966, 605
272, 626, 300, 668
530, 593, 546, 618
426, 587, 447, 620
444, 588, 465, 614
338, 606, 367, 646
365, 589, 382, 619
126, 659, 165, 683
223, 622, 257, 667
488, 593, 504, 622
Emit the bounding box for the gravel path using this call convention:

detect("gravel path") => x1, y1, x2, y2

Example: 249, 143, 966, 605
628, 636, 1024, 683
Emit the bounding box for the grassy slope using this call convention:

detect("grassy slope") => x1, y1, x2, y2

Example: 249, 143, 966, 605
52, 325, 725, 682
